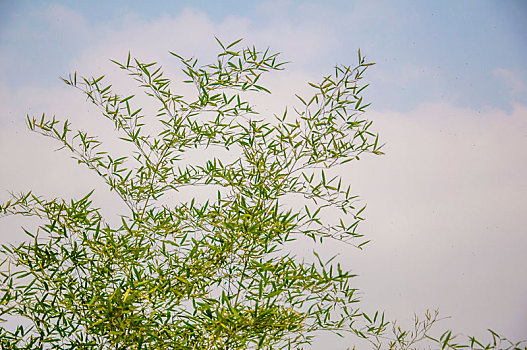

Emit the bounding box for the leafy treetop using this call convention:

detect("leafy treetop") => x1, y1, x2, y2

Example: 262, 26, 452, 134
0, 39, 523, 350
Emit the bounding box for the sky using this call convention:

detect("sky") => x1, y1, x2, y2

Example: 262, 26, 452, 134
0, 0, 526, 347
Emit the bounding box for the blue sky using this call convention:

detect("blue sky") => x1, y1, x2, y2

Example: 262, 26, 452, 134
1, 0, 526, 113
1, 0, 526, 347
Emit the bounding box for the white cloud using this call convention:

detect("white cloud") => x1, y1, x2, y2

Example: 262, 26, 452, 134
339, 102, 527, 340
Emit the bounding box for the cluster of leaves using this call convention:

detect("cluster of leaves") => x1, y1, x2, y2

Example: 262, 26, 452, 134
1, 39, 524, 350
0, 39, 382, 349
357, 310, 526, 350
